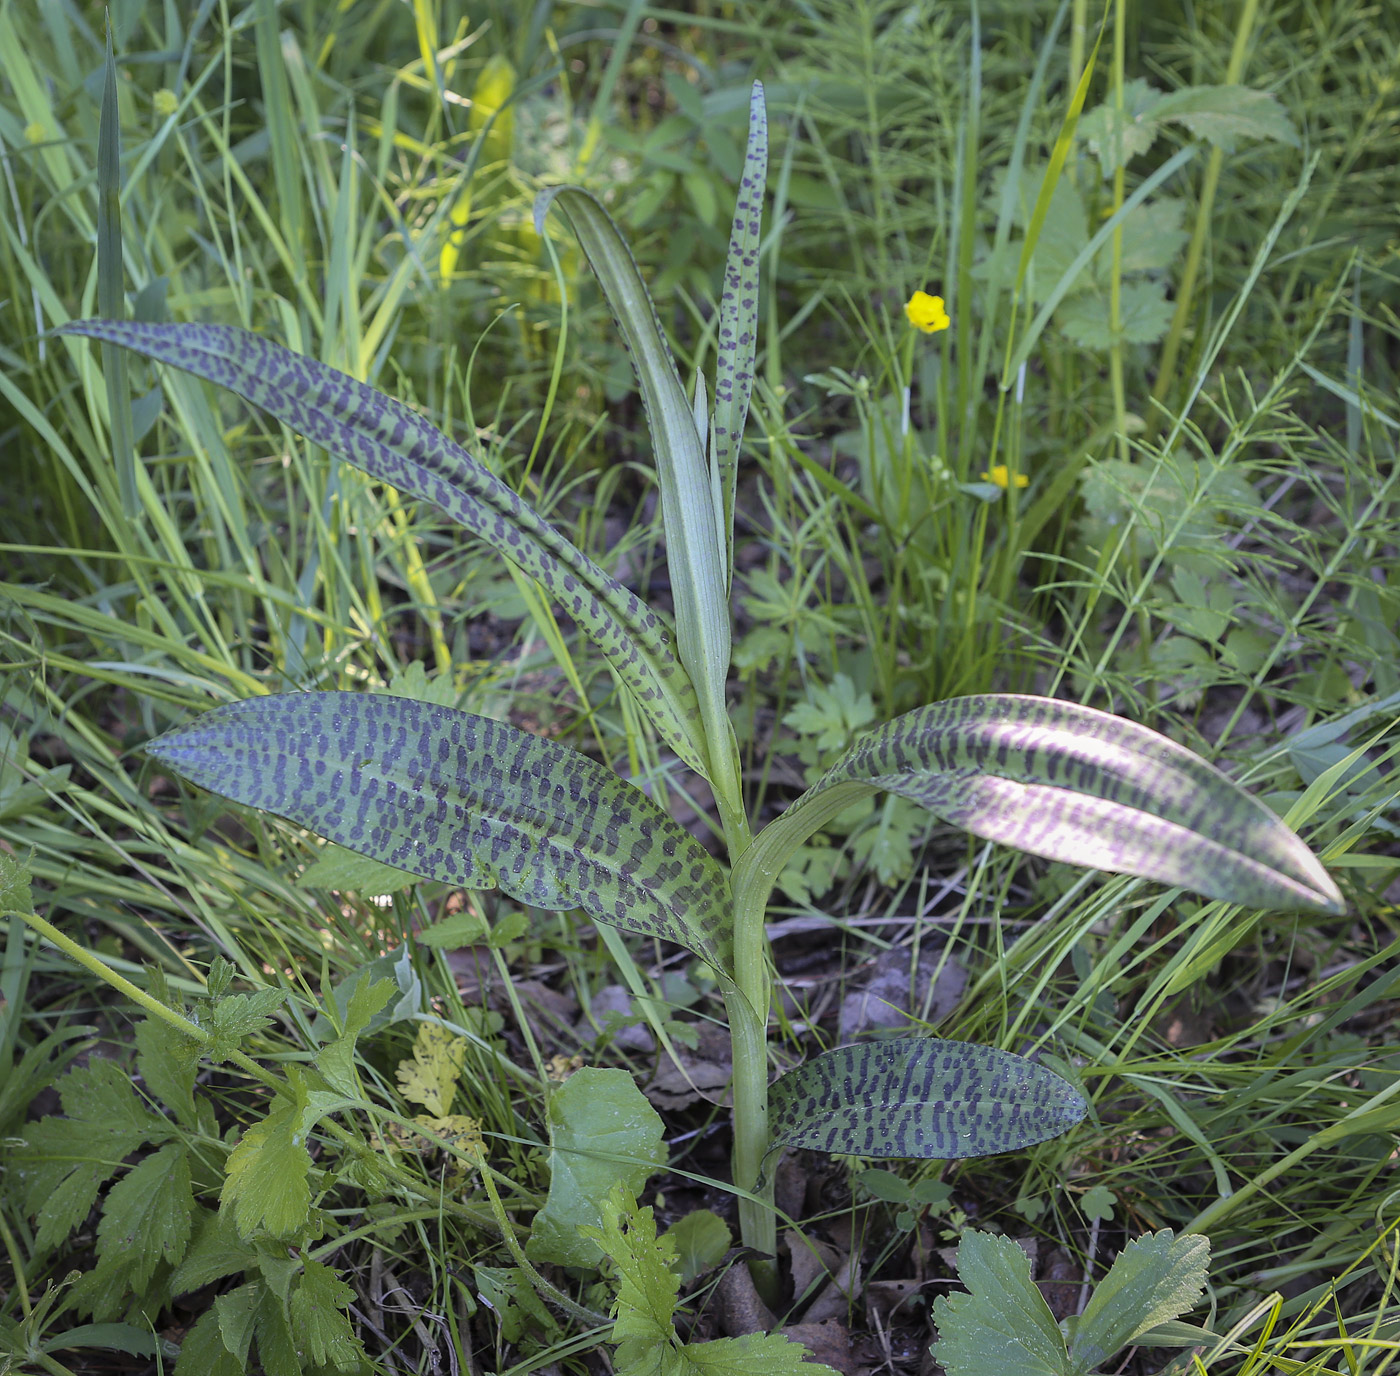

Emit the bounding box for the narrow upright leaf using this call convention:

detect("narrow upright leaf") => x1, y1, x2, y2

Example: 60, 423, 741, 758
146, 692, 733, 970
712, 82, 767, 575
766, 1039, 1086, 1161
58, 319, 707, 777
737, 695, 1342, 917
534, 187, 732, 773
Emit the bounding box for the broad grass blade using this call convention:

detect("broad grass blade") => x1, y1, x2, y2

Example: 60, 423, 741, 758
711, 81, 767, 577
59, 319, 708, 778
533, 187, 731, 768
147, 693, 732, 971
767, 1039, 1086, 1159
741, 695, 1342, 914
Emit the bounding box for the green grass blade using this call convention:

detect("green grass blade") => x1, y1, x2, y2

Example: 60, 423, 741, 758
711, 81, 767, 580
146, 694, 733, 972
533, 187, 732, 787
737, 695, 1342, 916
767, 1039, 1086, 1160
97, 20, 137, 521
57, 319, 708, 777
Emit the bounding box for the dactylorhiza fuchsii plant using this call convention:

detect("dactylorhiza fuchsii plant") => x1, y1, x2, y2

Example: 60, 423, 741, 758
60, 85, 1342, 1297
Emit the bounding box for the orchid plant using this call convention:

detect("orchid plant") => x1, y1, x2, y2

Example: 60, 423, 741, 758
62, 84, 1342, 1296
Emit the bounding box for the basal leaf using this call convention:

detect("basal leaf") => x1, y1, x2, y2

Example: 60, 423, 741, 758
290, 1259, 365, 1372
395, 1022, 467, 1117
1069, 1231, 1209, 1374
930, 1231, 1070, 1376
711, 81, 767, 575
173, 1304, 246, 1376
146, 692, 733, 970
58, 318, 707, 777
1152, 84, 1299, 152
525, 1069, 667, 1269
96, 1143, 194, 1289
740, 695, 1341, 917
766, 1039, 1086, 1161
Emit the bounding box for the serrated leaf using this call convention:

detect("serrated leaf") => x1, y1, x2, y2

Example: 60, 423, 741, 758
297, 843, 419, 895
766, 1039, 1086, 1160
15, 1060, 166, 1253
221, 1094, 313, 1239
1152, 84, 1299, 152
290, 1259, 365, 1371
146, 692, 734, 971
684, 1333, 843, 1375
931, 1231, 1069, 1376
711, 82, 767, 574
170, 1208, 258, 1296
1059, 280, 1175, 349
174, 1303, 246, 1376
255, 1283, 301, 1376
214, 1283, 260, 1366
526, 1069, 667, 1268
315, 971, 395, 1097
0, 846, 32, 912
1078, 79, 1166, 176
135, 1011, 201, 1125
415, 909, 491, 948
41, 1322, 161, 1357
59, 318, 707, 777
1070, 1231, 1209, 1374
203, 987, 288, 1063
395, 1022, 467, 1117
665, 1208, 731, 1285
740, 695, 1341, 917
96, 1144, 193, 1289
1109, 196, 1188, 275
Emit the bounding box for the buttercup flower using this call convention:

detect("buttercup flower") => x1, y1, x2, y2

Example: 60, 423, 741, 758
982, 465, 1028, 490
905, 290, 950, 333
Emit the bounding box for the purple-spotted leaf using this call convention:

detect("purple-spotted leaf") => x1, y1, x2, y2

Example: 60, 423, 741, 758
712, 81, 767, 576
146, 693, 732, 970
767, 1040, 1086, 1159
57, 319, 708, 778
736, 694, 1342, 916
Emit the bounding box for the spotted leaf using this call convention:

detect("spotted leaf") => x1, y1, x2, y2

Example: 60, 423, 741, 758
146, 693, 732, 971
767, 1039, 1086, 1159
58, 318, 707, 778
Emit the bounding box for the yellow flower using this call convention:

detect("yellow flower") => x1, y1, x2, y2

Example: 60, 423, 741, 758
905, 290, 950, 333
24, 121, 46, 145
982, 465, 1029, 490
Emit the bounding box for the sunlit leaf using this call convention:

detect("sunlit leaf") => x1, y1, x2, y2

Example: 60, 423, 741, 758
766, 1039, 1086, 1160
146, 692, 733, 970
739, 694, 1342, 916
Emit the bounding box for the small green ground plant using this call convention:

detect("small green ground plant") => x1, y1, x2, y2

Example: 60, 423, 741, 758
44, 82, 1344, 1349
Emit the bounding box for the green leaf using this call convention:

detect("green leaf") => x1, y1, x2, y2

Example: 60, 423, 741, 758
255, 1283, 301, 1376
1069, 1231, 1209, 1374
203, 987, 288, 1063
96, 1144, 194, 1289
170, 1208, 258, 1296
766, 1039, 1086, 1160
711, 82, 767, 575
221, 1094, 313, 1239
0, 846, 32, 912
1078, 78, 1167, 176
146, 692, 734, 971
664, 1208, 731, 1285
174, 1303, 246, 1376
315, 972, 395, 1097
1059, 280, 1174, 349
1080, 1184, 1116, 1223
1151, 84, 1299, 152
931, 1231, 1070, 1376
534, 186, 731, 781
740, 695, 1342, 917
526, 1069, 667, 1269
15, 1060, 166, 1253
297, 843, 419, 895
135, 1010, 201, 1126
58, 317, 707, 777
40, 1323, 161, 1358
290, 1260, 365, 1371
415, 910, 492, 948
213, 1283, 260, 1367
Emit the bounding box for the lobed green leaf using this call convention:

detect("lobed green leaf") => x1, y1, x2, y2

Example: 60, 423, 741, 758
766, 1039, 1086, 1160
57, 318, 708, 776
740, 694, 1342, 917
146, 692, 733, 970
